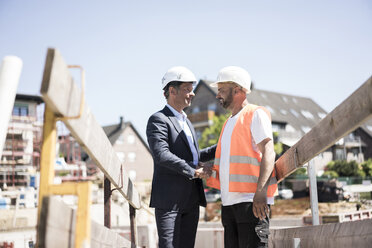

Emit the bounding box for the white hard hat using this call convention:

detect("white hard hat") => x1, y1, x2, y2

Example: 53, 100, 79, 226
162, 66, 197, 89
210, 66, 251, 93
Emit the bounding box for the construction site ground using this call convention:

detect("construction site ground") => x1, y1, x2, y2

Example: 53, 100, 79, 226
271, 197, 372, 217
204, 197, 372, 224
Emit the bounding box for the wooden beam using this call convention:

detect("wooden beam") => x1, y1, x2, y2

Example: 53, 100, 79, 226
269, 219, 372, 247
40, 48, 141, 209
276, 76, 372, 181
38, 196, 132, 248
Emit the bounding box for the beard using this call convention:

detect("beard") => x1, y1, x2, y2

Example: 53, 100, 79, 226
219, 88, 233, 109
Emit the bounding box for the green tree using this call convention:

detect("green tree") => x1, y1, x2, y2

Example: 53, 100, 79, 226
199, 113, 230, 149
325, 160, 364, 177
273, 132, 283, 156
321, 170, 339, 178
361, 159, 372, 176
291, 167, 307, 176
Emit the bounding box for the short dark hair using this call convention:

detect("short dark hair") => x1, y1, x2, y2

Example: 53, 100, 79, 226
163, 81, 182, 99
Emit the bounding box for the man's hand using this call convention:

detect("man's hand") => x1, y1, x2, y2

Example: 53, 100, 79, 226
253, 190, 269, 220
194, 162, 212, 179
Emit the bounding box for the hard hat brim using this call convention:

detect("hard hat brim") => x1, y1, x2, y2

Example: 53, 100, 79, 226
209, 81, 251, 93
163, 80, 197, 90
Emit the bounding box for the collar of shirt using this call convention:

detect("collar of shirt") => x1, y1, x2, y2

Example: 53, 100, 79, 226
166, 104, 187, 122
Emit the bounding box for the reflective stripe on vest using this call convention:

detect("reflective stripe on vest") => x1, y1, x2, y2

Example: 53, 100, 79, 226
214, 155, 260, 167
230, 174, 277, 185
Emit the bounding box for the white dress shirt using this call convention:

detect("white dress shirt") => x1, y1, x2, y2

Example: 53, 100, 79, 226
166, 104, 199, 166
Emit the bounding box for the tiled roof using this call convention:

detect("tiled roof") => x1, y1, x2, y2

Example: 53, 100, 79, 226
16, 94, 43, 103
102, 118, 150, 152
102, 123, 126, 145
360, 119, 372, 137
197, 80, 328, 138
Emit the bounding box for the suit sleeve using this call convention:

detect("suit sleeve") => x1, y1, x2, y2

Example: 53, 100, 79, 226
199, 144, 217, 162
146, 113, 196, 179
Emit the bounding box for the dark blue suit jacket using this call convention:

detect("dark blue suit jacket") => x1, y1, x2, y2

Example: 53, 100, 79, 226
146, 106, 216, 210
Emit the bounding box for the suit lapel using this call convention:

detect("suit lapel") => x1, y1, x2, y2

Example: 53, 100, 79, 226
163, 106, 192, 152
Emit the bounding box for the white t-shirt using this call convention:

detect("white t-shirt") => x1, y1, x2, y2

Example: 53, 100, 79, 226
219, 106, 274, 206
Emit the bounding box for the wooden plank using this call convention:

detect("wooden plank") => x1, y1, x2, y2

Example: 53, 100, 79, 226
40, 48, 141, 209
38, 196, 132, 248
269, 219, 372, 247
276, 76, 372, 181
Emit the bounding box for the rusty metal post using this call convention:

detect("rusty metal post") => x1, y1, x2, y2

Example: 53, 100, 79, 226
129, 205, 137, 248
104, 176, 111, 228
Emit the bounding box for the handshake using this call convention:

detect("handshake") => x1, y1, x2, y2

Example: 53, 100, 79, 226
194, 162, 213, 179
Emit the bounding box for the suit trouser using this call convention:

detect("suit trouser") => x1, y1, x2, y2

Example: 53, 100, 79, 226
155, 206, 199, 248
222, 202, 270, 248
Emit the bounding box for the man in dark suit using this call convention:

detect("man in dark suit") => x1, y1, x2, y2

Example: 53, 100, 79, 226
146, 66, 216, 248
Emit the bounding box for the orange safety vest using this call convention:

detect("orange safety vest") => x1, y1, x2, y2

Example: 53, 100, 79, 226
206, 104, 277, 197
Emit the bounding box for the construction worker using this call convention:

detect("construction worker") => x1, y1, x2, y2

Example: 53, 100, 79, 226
207, 66, 277, 248
146, 66, 216, 248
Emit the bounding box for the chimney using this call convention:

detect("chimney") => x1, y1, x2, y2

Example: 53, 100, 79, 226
119, 116, 124, 129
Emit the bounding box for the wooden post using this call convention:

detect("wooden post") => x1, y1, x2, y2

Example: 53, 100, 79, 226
129, 205, 137, 248
36, 106, 57, 247
40, 48, 141, 209
75, 182, 91, 248
308, 159, 320, 225
104, 176, 111, 228
37, 106, 57, 220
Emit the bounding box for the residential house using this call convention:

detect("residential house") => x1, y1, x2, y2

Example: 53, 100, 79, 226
101, 117, 153, 182
185, 80, 371, 173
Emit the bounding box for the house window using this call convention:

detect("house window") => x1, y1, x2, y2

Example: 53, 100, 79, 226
192, 106, 200, 114
127, 134, 135, 144
272, 122, 286, 132
129, 170, 136, 181
116, 134, 124, 145
116, 152, 125, 162
335, 148, 345, 160
280, 109, 287, 115
128, 152, 136, 162
301, 126, 311, 133
208, 103, 217, 111
318, 112, 326, 119
265, 106, 275, 114
301, 110, 314, 119
290, 109, 299, 117
286, 124, 296, 132
282, 96, 289, 103
13, 104, 28, 116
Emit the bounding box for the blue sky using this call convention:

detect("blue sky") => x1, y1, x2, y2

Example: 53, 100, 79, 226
1, 0, 371, 138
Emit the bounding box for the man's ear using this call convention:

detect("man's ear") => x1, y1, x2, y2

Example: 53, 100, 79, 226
169, 86, 176, 95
